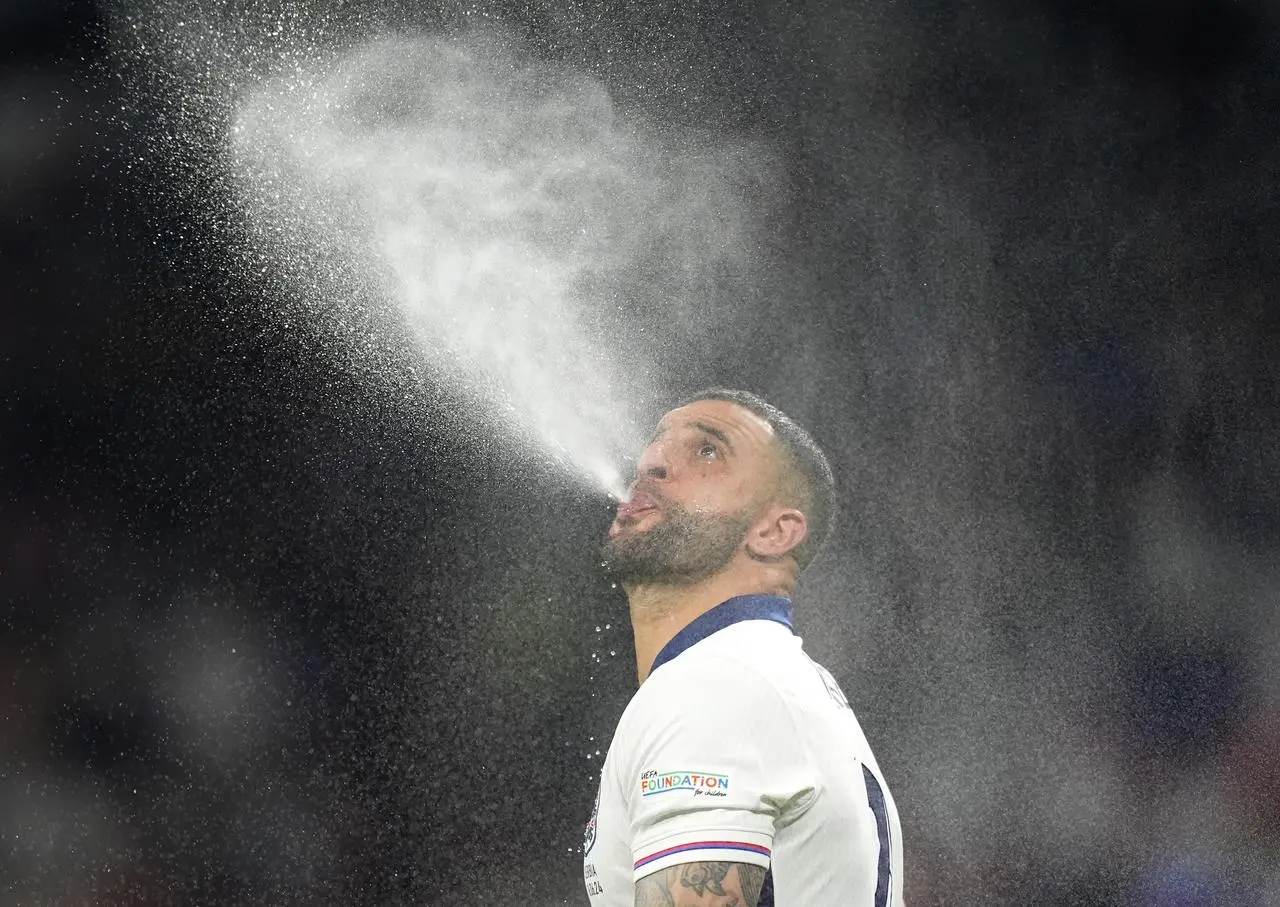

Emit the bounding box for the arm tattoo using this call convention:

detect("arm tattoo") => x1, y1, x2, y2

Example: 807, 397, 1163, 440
635, 871, 675, 907
733, 864, 767, 904
680, 862, 731, 896
635, 862, 767, 907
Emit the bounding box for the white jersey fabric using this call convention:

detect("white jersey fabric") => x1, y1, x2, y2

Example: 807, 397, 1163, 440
582, 595, 904, 906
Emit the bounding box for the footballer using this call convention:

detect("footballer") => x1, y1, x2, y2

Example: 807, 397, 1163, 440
584, 388, 905, 907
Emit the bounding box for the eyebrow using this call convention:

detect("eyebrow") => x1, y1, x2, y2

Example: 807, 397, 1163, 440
652, 420, 735, 454
693, 421, 734, 452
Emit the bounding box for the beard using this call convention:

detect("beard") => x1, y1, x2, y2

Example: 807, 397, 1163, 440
601, 500, 754, 587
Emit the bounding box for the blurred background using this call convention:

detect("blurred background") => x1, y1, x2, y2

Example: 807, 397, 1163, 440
3, 0, 1278, 904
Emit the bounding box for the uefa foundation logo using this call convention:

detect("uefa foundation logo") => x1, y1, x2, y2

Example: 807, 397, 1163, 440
639, 769, 730, 797
583, 787, 599, 856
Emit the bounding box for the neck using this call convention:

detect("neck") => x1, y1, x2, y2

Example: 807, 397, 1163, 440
626, 569, 792, 685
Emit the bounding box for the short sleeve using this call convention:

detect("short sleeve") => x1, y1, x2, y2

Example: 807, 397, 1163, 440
620, 655, 814, 881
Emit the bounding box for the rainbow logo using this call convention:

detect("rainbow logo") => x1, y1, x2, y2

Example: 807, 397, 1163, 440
639, 771, 730, 797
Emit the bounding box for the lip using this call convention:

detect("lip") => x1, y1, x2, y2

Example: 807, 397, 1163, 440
615, 490, 659, 521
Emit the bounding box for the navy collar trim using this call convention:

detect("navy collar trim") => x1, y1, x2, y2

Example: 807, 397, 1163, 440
650, 594, 794, 675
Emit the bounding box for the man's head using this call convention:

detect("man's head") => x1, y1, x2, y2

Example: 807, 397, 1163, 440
601, 388, 836, 590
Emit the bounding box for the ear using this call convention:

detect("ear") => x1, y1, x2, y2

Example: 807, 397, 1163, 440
745, 505, 809, 562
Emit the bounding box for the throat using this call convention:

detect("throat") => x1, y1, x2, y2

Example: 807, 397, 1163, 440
625, 577, 763, 684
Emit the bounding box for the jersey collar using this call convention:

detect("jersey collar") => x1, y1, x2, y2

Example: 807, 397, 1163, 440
649, 594, 794, 675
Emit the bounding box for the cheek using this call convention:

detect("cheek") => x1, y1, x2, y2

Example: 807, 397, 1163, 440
683, 480, 755, 515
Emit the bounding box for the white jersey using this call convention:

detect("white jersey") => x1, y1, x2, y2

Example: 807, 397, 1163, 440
583, 595, 904, 907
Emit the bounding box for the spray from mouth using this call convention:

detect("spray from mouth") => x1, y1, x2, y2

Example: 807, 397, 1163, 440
222, 31, 770, 500
588, 459, 629, 502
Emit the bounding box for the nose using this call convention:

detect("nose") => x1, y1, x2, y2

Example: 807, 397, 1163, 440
635, 438, 671, 482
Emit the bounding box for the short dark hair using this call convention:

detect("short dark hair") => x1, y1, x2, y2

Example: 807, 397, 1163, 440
677, 388, 837, 571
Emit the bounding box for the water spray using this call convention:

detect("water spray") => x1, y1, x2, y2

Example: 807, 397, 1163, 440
222, 33, 769, 501
106, 0, 774, 501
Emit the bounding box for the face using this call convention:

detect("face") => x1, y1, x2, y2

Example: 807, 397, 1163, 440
601, 400, 784, 586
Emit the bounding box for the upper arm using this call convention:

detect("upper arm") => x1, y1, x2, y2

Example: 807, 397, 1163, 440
635, 861, 767, 907
624, 660, 805, 901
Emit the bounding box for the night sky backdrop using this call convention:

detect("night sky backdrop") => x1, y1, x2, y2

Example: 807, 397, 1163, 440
4, 1, 1279, 904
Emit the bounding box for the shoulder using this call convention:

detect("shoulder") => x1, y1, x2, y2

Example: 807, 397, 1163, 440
645, 647, 783, 705
642, 620, 815, 703
624, 647, 802, 750
615, 622, 824, 753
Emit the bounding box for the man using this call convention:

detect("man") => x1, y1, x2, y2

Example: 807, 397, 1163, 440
583, 388, 904, 907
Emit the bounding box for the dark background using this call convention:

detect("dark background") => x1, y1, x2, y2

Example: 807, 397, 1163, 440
3, 1, 1279, 904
